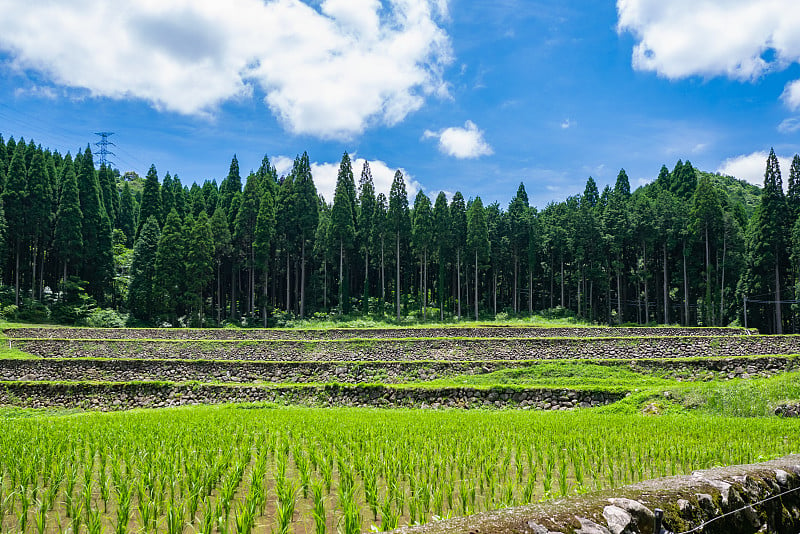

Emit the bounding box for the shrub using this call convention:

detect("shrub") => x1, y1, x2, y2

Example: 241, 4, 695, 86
15, 298, 50, 323
0, 304, 18, 320
85, 308, 128, 328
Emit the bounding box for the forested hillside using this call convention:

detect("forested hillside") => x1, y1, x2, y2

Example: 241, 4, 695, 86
0, 132, 798, 333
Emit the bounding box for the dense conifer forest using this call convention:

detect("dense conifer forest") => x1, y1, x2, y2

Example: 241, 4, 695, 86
0, 132, 798, 333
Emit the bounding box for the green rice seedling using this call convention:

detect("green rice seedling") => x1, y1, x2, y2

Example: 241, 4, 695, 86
542, 455, 554, 497
408, 490, 418, 525
320, 455, 333, 493
387, 475, 403, 516
311, 478, 326, 534
501, 478, 515, 507
458, 478, 470, 516
514, 449, 524, 483
418, 481, 431, 520
296, 449, 311, 498
64, 462, 78, 518
275, 478, 298, 534
275, 448, 288, 481
432, 484, 444, 517
339, 496, 362, 534
98, 454, 108, 508
18, 485, 30, 533
557, 455, 570, 497
34, 499, 47, 534
27, 465, 38, 504
522, 473, 536, 503
467, 481, 476, 514
0, 474, 6, 525
136, 481, 155, 533
233, 500, 254, 534
218, 472, 239, 521
185, 480, 201, 524
308, 443, 320, 472
165, 499, 184, 534
85, 506, 102, 534
362, 466, 379, 520
45, 465, 63, 511
114, 479, 132, 534
215, 501, 229, 534
82, 462, 93, 494
605, 456, 616, 488
570, 448, 585, 492
69, 502, 83, 534
198, 498, 214, 534
337, 456, 354, 495
484, 463, 496, 503
378, 491, 399, 531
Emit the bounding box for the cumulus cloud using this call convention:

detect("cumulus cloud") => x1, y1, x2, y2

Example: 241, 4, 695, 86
423, 120, 493, 159
273, 155, 421, 202
617, 0, 800, 108
717, 151, 793, 186
782, 80, 800, 110
0, 0, 452, 139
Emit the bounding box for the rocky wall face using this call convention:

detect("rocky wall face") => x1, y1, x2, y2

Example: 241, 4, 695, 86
0, 357, 796, 384
387, 455, 800, 534
3, 326, 756, 340
11, 336, 800, 362
0, 382, 622, 411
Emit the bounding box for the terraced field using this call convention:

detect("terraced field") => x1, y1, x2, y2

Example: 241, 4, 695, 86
1, 324, 799, 534
1, 324, 788, 411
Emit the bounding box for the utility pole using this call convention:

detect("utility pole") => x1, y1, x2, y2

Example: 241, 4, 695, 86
94, 131, 116, 168
743, 296, 748, 330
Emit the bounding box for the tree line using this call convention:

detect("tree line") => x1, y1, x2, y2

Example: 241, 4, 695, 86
0, 132, 798, 333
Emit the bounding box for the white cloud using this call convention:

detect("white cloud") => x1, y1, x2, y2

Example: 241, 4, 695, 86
561, 118, 574, 129
13, 85, 57, 99
782, 80, 800, 110
778, 117, 800, 133
423, 120, 493, 159
717, 151, 793, 186
273, 155, 421, 203
0, 0, 452, 139
617, 0, 800, 107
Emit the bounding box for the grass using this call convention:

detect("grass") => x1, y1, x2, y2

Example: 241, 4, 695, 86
669, 370, 800, 417
425, 362, 800, 417
251, 313, 595, 329
591, 370, 800, 418
4, 314, 728, 331
425, 361, 672, 389
0, 329, 38, 359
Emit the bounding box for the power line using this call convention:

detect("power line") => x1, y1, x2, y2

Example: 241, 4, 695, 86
673, 484, 800, 534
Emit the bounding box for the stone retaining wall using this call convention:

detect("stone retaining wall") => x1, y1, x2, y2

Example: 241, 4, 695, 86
11, 336, 800, 362
0, 356, 796, 384
0, 382, 621, 411
390, 455, 800, 534
4, 326, 756, 340
775, 403, 800, 417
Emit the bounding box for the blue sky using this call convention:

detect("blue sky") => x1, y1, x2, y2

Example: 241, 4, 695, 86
0, 0, 799, 207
